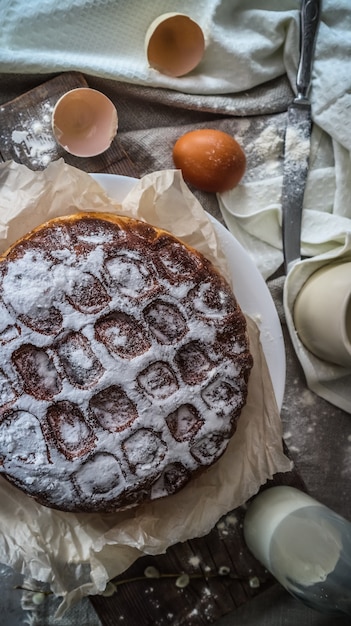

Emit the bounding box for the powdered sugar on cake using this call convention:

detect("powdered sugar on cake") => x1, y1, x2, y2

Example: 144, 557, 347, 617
0, 214, 252, 512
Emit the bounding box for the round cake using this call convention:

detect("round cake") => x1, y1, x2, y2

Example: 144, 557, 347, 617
0, 212, 253, 513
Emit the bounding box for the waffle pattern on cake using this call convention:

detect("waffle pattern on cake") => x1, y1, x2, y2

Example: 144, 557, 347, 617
0, 213, 253, 512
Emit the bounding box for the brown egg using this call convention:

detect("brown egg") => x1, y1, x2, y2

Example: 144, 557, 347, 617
173, 129, 246, 193
145, 13, 205, 77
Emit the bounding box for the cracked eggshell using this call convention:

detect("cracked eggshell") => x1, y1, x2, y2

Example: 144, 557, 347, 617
52, 88, 118, 157
145, 13, 205, 77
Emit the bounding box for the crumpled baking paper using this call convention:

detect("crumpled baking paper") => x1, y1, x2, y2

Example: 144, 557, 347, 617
0, 159, 291, 615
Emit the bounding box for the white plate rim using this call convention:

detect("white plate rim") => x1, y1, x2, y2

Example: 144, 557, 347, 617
91, 173, 286, 409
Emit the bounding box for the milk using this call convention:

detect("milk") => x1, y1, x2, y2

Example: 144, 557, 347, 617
244, 486, 351, 616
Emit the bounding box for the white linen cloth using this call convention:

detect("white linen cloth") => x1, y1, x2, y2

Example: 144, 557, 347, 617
1, 0, 350, 150
1, 0, 351, 409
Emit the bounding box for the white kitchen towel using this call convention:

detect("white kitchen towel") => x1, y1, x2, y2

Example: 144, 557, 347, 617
218, 123, 351, 279
1, 0, 351, 150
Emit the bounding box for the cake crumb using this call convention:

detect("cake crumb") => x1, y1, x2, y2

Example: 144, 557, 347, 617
188, 555, 201, 567
225, 513, 238, 526
300, 389, 316, 407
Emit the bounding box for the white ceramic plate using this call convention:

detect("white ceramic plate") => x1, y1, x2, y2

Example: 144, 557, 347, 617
91, 173, 286, 409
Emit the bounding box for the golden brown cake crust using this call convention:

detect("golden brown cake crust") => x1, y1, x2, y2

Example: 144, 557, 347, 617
0, 212, 253, 513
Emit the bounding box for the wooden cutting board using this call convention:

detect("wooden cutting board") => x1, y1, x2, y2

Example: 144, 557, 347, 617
0, 72, 305, 626
0, 71, 139, 177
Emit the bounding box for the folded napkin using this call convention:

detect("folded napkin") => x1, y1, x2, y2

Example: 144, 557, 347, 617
218, 124, 350, 279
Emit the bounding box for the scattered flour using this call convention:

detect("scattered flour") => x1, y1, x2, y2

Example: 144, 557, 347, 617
10, 103, 57, 168
299, 389, 316, 407
341, 444, 351, 478
253, 124, 284, 159
225, 513, 238, 526
285, 124, 310, 162
31, 120, 43, 135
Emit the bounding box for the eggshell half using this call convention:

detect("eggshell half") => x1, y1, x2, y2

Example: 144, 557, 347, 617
52, 88, 118, 157
173, 129, 246, 193
145, 13, 205, 77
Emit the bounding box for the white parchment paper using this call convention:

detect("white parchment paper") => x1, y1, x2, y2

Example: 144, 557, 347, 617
0, 159, 291, 615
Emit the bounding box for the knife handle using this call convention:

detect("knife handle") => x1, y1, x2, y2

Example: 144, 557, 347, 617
296, 0, 321, 100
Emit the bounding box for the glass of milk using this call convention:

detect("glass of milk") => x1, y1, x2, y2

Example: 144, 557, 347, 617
243, 486, 351, 616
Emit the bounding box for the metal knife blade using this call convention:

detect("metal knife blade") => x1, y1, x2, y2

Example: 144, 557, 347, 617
281, 0, 321, 274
